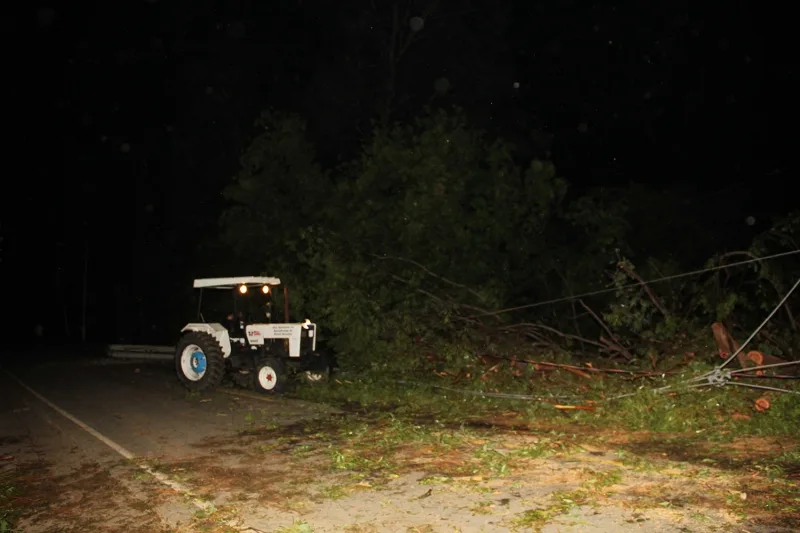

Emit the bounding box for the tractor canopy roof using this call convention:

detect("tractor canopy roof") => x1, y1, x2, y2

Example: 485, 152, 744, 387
193, 276, 281, 289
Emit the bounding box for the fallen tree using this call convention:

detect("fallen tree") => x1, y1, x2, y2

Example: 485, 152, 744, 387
216, 108, 800, 383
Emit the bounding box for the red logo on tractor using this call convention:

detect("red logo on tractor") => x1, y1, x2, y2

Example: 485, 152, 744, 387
248, 330, 261, 336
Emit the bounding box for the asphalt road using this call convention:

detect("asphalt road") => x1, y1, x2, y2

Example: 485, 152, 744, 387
4, 358, 326, 455
0, 355, 332, 532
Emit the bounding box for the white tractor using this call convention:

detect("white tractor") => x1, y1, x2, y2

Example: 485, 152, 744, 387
175, 276, 329, 394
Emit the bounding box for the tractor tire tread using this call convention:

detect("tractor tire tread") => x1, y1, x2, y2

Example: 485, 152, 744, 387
175, 331, 226, 392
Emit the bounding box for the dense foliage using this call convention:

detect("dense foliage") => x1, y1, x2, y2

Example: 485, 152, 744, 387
219, 107, 800, 380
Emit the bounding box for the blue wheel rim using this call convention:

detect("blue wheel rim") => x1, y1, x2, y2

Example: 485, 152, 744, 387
191, 350, 207, 374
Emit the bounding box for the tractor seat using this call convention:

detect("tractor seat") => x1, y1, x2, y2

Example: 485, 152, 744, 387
226, 314, 245, 335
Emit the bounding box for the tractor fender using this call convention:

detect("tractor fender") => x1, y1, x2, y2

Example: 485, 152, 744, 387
181, 323, 232, 358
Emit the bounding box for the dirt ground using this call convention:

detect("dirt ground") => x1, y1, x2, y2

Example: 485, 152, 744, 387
1, 358, 798, 533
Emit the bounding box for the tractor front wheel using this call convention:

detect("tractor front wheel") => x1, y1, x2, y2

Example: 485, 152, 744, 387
253, 357, 287, 394
176, 332, 225, 392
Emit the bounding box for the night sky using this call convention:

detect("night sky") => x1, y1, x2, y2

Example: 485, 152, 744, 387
4, 1, 795, 344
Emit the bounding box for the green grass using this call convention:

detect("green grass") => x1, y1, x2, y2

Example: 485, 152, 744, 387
276, 521, 315, 533
288, 359, 800, 525
591, 384, 800, 437
613, 450, 659, 472
329, 448, 395, 474
294, 362, 800, 441
319, 484, 348, 500
586, 468, 623, 489
510, 465, 625, 530
512, 489, 592, 532
1, 475, 20, 533
751, 446, 800, 482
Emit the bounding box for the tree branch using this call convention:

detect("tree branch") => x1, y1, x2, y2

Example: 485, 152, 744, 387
618, 261, 670, 317
578, 299, 634, 360
597, 336, 634, 361
501, 322, 608, 351
388, 273, 486, 327
373, 254, 488, 302
389, 273, 445, 303
718, 250, 797, 331
555, 269, 586, 352
756, 327, 793, 357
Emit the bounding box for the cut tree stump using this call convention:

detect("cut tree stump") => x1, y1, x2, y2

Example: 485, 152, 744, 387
711, 322, 791, 371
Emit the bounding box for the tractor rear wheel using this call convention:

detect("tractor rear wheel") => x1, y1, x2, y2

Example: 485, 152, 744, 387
176, 331, 225, 392
253, 356, 287, 394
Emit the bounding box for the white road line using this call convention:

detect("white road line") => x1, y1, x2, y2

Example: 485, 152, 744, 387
3, 369, 212, 511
